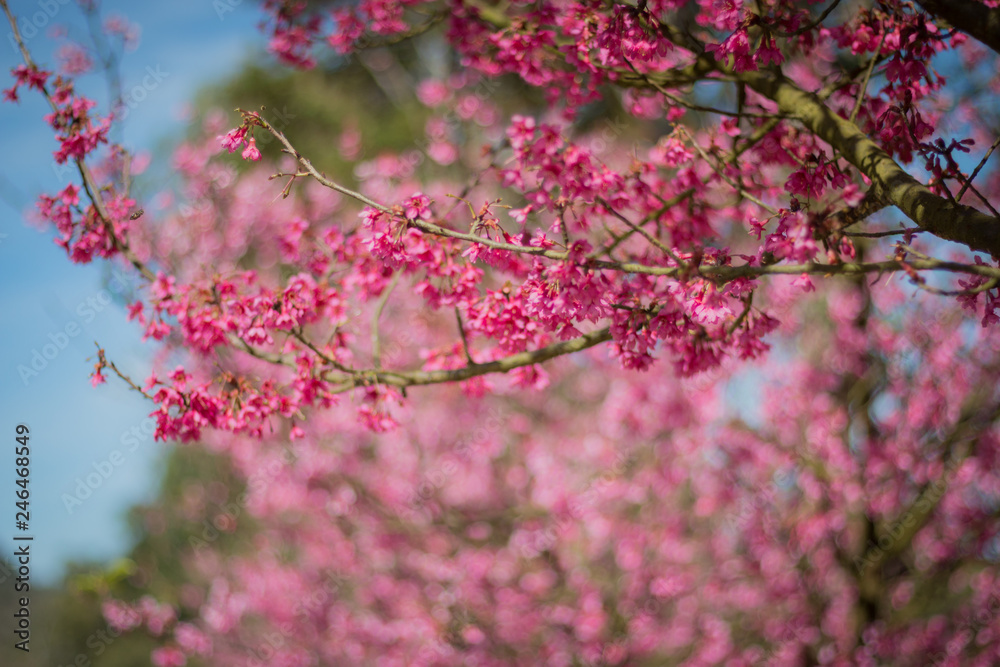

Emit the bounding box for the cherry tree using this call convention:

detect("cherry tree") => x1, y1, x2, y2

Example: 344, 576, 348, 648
5, 0, 1000, 664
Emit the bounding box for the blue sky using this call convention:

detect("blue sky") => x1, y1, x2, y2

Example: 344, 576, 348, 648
0, 0, 266, 585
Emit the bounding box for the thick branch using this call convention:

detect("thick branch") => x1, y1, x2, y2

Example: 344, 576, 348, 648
602, 10, 1000, 256
858, 398, 1000, 574
916, 0, 1000, 56
738, 70, 1000, 257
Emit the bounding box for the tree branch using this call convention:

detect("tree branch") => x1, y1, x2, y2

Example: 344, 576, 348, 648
916, 0, 1000, 56
858, 398, 1000, 574
324, 327, 614, 391
738, 70, 1000, 257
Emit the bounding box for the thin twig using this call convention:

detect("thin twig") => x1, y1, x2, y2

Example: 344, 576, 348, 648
622, 53, 781, 120
957, 134, 1000, 201
372, 271, 402, 369
291, 327, 359, 375
455, 309, 477, 365
94, 344, 155, 400
845, 227, 923, 239
770, 0, 844, 38
727, 293, 754, 335
675, 125, 778, 214
912, 276, 999, 297
850, 32, 887, 124
596, 197, 691, 270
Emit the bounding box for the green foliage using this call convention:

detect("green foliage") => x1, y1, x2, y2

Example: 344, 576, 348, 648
0, 558, 158, 667
195, 57, 430, 181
